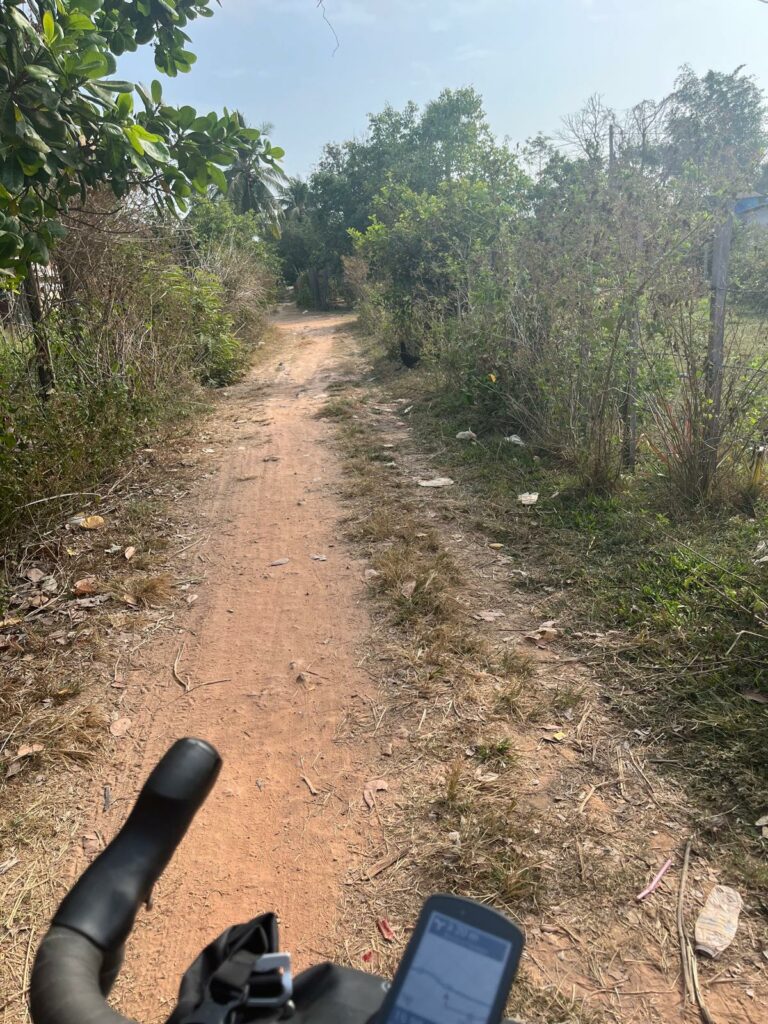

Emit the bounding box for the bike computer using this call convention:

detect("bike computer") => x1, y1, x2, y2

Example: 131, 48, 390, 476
374, 894, 524, 1024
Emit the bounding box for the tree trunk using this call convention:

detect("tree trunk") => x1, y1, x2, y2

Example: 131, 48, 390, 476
23, 269, 54, 399
702, 208, 734, 495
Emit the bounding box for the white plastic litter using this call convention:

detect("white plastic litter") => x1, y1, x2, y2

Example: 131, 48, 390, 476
417, 477, 454, 488
694, 885, 743, 958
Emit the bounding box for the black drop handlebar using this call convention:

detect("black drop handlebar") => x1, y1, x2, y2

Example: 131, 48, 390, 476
30, 738, 222, 1024
30, 739, 519, 1024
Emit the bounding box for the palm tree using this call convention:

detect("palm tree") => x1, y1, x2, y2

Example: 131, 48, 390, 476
280, 178, 312, 223
224, 115, 286, 232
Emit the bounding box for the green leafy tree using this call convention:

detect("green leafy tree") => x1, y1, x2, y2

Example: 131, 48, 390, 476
0, 0, 284, 284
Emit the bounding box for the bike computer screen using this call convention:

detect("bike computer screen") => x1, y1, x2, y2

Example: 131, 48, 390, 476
376, 895, 524, 1024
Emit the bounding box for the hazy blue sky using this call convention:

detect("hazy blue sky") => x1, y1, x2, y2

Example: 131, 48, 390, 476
122, 0, 768, 176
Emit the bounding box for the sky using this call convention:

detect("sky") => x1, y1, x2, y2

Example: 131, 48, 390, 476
121, 0, 768, 177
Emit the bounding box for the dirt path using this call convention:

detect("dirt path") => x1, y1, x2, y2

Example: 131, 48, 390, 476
34, 309, 764, 1024
104, 310, 378, 1020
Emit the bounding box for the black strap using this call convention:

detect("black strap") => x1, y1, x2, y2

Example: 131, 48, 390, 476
168, 914, 280, 1024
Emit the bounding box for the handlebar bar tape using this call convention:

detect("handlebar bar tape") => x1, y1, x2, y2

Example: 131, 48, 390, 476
31, 928, 135, 1024
53, 737, 222, 952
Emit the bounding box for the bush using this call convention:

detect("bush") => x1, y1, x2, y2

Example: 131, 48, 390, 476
0, 192, 276, 543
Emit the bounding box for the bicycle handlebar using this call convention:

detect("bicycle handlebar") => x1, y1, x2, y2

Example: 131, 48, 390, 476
31, 739, 520, 1024
31, 738, 221, 1024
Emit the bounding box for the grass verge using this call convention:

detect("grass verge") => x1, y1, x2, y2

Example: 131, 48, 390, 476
357, 331, 768, 899
322, 384, 605, 1023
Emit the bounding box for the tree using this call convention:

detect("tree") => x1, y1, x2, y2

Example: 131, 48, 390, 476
280, 178, 312, 223
662, 65, 767, 193
272, 89, 525, 307
0, 1, 284, 285
223, 115, 286, 231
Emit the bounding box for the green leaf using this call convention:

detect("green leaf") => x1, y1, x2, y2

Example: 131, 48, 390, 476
42, 11, 56, 44
78, 48, 110, 79
0, 232, 23, 261
151, 79, 163, 104
116, 92, 134, 118
207, 163, 227, 192
141, 137, 170, 163
26, 65, 57, 82
26, 233, 50, 264
123, 124, 146, 155
9, 7, 36, 38
269, 146, 285, 160
98, 79, 135, 92
175, 105, 197, 130
67, 12, 96, 31
0, 160, 24, 192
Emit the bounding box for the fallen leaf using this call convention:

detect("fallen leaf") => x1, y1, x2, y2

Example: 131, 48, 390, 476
456, 430, 477, 441
364, 569, 380, 581
0, 617, 22, 629
73, 576, 98, 596
109, 717, 132, 738
25, 568, 45, 584
417, 477, 454, 488
474, 767, 499, 784
310, 554, 327, 561
80, 515, 105, 530
400, 579, 417, 599
364, 779, 389, 809
65, 547, 78, 557
543, 731, 567, 743
5, 761, 23, 780
524, 622, 559, 645
517, 492, 539, 506
742, 689, 768, 705
376, 918, 396, 942
186, 594, 198, 606
124, 546, 136, 561
0, 857, 19, 876
488, 542, 504, 550
16, 744, 43, 759
270, 558, 290, 567
504, 435, 525, 446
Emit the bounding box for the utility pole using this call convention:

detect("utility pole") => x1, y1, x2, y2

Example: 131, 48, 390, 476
703, 205, 735, 495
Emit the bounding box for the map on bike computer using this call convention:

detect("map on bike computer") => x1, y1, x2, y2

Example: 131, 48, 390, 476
383, 911, 512, 1024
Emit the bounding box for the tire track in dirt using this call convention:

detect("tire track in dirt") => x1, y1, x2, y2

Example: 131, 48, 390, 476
102, 310, 379, 1020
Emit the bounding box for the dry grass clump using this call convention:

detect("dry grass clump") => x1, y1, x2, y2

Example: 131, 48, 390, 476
122, 573, 174, 607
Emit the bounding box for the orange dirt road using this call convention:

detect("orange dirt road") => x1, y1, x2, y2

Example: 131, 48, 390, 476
110, 311, 377, 1020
